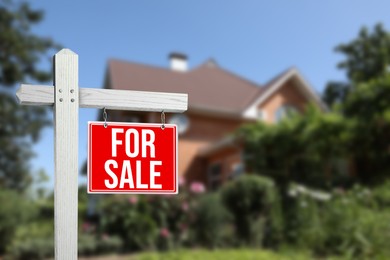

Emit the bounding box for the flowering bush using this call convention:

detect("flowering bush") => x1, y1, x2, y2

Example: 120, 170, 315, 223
92, 178, 390, 259
190, 182, 206, 194
97, 181, 203, 251
286, 184, 390, 258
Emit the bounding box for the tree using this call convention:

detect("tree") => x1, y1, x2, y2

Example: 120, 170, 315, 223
0, 0, 59, 86
0, 0, 59, 191
343, 76, 390, 184
323, 24, 390, 106
240, 24, 390, 188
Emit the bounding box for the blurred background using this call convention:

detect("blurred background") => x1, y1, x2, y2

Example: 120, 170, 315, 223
1, 0, 390, 259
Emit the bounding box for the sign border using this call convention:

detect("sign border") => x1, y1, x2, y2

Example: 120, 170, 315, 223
87, 121, 178, 194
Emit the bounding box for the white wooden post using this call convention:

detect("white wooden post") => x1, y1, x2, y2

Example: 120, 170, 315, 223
54, 49, 79, 259
16, 48, 188, 259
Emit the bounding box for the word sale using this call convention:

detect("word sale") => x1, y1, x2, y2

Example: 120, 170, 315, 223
104, 128, 162, 189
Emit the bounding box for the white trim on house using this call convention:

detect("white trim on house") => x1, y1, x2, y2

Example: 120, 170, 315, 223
242, 68, 327, 119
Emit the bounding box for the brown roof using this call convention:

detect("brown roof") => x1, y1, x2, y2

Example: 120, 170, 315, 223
108, 59, 265, 114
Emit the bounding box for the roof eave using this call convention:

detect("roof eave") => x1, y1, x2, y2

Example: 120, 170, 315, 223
241, 68, 328, 118
189, 104, 255, 121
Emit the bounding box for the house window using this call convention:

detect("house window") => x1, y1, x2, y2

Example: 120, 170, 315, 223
208, 163, 222, 191
275, 105, 298, 122
168, 114, 190, 135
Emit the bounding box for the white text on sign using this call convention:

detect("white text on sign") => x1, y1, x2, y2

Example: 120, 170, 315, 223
105, 128, 162, 189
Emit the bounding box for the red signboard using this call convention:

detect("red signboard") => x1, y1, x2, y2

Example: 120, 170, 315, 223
88, 122, 178, 194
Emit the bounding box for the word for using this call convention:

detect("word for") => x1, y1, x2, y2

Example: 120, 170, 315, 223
104, 128, 162, 189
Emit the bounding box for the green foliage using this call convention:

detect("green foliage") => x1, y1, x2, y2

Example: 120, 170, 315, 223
78, 233, 98, 256
147, 192, 191, 249
343, 76, 390, 184
0, 0, 58, 191
240, 27, 390, 188
96, 235, 123, 254
323, 23, 390, 106
344, 75, 390, 118
0, 0, 59, 86
322, 81, 351, 107
286, 192, 326, 252
371, 180, 390, 209
6, 221, 54, 260
0, 189, 37, 254
322, 188, 390, 257
0, 93, 50, 191
285, 184, 390, 258
238, 107, 352, 190
192, 193, 232, 248
221, 175, 281, 246
336, 24, 390, 84
99, 195, 158, 251
78, 232, 123, 256
78, 185, 89, 222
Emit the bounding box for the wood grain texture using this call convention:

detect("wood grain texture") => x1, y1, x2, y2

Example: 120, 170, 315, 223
54, 49, 78, 260
17, 84, 188, 113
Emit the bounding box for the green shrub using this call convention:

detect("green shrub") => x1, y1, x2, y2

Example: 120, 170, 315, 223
322, 187, 390, 258
286, 193, 326, 252
0, 189, 38, 254
286, 184, 390, 258
78, 233, 98, 256
6, 221, 54, 260
99, 195, 158, 251
371, 180, 390, 209
97, 234, 123, 254
192, 193, 232, 248
6, 238, 54, 260
221, 175, 281, 246
78, 233, 123, 256
148, 193, 190, 249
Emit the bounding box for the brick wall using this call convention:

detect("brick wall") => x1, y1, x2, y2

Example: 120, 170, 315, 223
259, 80, 307, 123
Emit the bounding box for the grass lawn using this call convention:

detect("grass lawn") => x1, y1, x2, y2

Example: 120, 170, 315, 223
134, 249, 311, 260
80, 249, 346, 260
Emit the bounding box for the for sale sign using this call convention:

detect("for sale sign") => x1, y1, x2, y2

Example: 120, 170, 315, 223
88, 122, 178, 194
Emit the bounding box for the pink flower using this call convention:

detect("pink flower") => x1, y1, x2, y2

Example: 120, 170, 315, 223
179, 176, 186, 186
160, 227, 170, 238
128, 196, 138, 205
190, 182, 206, 194
181, 201, 189, 211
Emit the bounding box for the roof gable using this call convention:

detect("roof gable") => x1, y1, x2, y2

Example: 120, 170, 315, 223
108, 59, 262, 115
242, 68, 327, 119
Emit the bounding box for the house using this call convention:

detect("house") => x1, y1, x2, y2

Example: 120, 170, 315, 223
103, 53, 326, 190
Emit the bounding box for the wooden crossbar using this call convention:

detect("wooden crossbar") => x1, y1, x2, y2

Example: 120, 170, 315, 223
16, 84, 188, 113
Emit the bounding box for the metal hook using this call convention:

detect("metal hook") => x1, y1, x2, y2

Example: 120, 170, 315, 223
103, 107, 108, 128
161, 110, 165, 130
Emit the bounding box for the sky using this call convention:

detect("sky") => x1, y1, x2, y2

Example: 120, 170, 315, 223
26, 0, 390, 189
